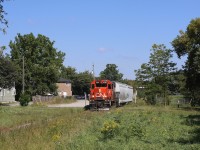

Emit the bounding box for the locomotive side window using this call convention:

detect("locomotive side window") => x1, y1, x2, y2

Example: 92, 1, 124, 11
108, 84, 111, 89
91, 84, 95, 89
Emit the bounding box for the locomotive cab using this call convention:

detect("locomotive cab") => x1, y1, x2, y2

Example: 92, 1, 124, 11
89, 80, 113, 109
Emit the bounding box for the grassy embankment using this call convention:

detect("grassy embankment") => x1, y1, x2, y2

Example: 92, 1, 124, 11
0, 100, 200, 150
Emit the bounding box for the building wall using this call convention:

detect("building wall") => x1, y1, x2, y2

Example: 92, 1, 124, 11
56, 83, 72, 97
0, 87, 16, 102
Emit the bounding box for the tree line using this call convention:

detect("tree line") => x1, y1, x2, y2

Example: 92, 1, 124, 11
1, 32, 127, 100
1, 1, 200, 106
135, 18, 200, 106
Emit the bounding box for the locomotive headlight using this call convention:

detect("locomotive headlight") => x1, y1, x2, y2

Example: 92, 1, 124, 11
92, 95, 94, 98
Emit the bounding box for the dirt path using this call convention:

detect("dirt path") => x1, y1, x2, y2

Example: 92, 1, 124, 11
48, 100, 89, 108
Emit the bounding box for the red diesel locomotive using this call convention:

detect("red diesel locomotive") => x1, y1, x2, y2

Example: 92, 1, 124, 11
89, 79, 134, 109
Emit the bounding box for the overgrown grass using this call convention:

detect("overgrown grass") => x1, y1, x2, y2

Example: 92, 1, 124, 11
67, 105, 200, 150
1, 103, 200, 150
0, 106, 93, 150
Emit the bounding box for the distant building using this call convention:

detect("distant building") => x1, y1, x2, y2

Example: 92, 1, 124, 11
56, 78, 72, 97
0, 87, 16, 102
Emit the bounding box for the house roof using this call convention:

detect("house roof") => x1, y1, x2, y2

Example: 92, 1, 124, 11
56, 83, 69, 92
57, 78, 71, 83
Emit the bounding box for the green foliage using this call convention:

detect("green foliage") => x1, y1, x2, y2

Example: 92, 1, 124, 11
0, 0, 9, 34
172, 18, 200, 105
100, 64, 123, 81
60, 66, 93, 95
72, 71, 93, 95
168, 70, 186, 95
121, 79, 136, 88
135, 44, 177, 105
60, 66, 76, 80
9, 33, 65, 99
0, 48, 17, 89
19, 93, 30, 106
100, 120, 119, 139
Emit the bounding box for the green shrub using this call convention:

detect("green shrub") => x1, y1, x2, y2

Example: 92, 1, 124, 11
100, 120, 119, 139
19, 93, 30, 106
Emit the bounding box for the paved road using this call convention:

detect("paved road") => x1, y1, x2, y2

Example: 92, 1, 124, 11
3, 100, 89, 108
48, 100, 89, 108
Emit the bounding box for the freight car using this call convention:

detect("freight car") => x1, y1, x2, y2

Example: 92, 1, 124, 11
89, 80, 134, 109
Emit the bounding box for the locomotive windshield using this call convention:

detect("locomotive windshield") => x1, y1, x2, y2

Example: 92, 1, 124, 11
95, 82, 107, 87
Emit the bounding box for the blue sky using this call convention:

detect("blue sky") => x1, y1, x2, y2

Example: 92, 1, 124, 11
0, 0, 199, 79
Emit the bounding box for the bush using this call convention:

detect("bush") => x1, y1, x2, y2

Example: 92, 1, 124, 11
100, 120, 119, 139
19, 93, 30, 106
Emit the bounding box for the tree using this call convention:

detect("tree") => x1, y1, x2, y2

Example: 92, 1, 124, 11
134, 63, 154, 103
0, 0, 17, 94
0, 0, 9, 33
9, 33, 65, 99
72, 71, 93, 95
60, 66, 77, 80
59, 66, 93, 95
0, 47, 17, 89
100, 64, 123, 81
121, 79, 136, 88
167, 70, 186, 95
135, 44, 176, 105
172, 18, 200, 106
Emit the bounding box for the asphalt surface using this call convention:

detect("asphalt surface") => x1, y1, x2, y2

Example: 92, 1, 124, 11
3, 100, 111, 110
2, 100, 88, 108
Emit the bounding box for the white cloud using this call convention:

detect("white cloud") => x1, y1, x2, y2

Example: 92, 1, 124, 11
97, 47, 113, 53
27, 18, 36, 25
98, 47, 107, 52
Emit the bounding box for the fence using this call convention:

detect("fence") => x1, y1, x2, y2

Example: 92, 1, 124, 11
32, 95, 54, 103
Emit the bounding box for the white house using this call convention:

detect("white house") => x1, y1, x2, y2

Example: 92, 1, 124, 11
0, 87, 16, 102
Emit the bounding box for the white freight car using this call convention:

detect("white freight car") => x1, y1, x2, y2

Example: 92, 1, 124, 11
113, 82, 134, 106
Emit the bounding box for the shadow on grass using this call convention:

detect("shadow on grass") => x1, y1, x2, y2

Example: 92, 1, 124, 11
84, 105, 91, 110
172, 114, 200, 144
186, 115, 200, 126
179, 106, 200, 112
0, 103, 10, 106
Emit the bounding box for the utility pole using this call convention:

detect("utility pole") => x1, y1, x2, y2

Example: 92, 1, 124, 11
92, 64, 95, 80
22, 56, 24, 94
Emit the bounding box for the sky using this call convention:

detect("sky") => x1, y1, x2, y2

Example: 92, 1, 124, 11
0, 0, 199, 79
